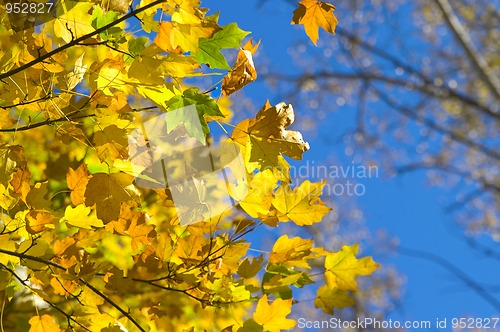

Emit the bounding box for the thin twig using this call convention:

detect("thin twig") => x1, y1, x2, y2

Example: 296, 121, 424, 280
373, 87, 500, 161
0, 249, 146, 331
399, 246, 500, 312
433, 0, 500, 100
0, 262, 91, 332
77, 278, 146, 332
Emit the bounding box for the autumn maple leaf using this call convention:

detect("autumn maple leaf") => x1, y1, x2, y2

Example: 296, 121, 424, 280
292, 0, 338, 45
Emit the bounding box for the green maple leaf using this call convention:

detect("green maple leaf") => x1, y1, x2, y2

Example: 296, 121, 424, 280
166, 88, 224, 144
91, 5, 123, 41
194, 22, 250, 70
128, 36, 149, 57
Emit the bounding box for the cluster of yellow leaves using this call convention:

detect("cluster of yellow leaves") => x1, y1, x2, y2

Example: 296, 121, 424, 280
154, 0, 218, 53
54, 2, 96, 43
232, 101, 310, 172
0, 0, 380, 331
315, 244, 380, 314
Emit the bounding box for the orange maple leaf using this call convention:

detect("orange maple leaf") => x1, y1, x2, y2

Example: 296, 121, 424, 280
292, 0, 338, 45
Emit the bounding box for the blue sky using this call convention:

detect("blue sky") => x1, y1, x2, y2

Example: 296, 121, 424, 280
203, 0, 499, 327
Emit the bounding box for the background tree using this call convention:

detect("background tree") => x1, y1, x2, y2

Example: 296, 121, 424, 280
269, 0, 499, 241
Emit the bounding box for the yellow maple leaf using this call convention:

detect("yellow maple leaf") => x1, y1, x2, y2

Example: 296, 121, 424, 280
324, 243, 380, 291
84, 172, 134, 223
0, 144, 25, 186
0, 234, 18, 265
62, 205, 104, 230
26, 210, 54, 234
79, 285, 105, 313
292, 0, 338, 45
0, 184, 17, 211
238, 169, 278, 218
253, 294, 296, 332
26, 182, 51, 210
67, 164, 91, 206
28, 315, 61, 332
154, 21, 217, 53
93, 125, 129, 162
136, 83, 179, 111
101, 0, 132, 14
166, 0, 203, 25
269, 235, 318, 268
154, 22, 181, 52
314, 285, 355, 315
93, 58, 136, 96
214, 96, 233, 121
231, 102, 309, 172
162, 53, 200, 77
0, 110, 15, 129
106, 203, 155, 253
128, 52, 170, 86
237, 256, 264, 278
50, 277, 79, 297
53, 2, 95, 44
272, 180, 331, 225
253, 103, 309, 162
10, 167, 31, 201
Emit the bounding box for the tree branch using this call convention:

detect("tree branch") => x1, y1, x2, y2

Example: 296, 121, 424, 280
0, 262, 91, 332
0, 95, 51, 110
335, 27, 500, 119
373, 87, 500, 162
77, 278, 146, 332
395, 162, 500, 194
433, 0, 500, 100
0, 104, 160, 133
0, 112, 96, 133
270, 69, 500, 120
77, 41, 135, 58
0, 248, 146, 332
0, 248, 66, 270
399, 246, 500, 312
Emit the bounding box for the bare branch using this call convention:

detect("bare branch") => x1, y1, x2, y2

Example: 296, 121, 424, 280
395, 162, 500, 194
337, 27, 499, 119
399, 246, 500, 312
373, 87, 500, 162
0, 262, 91, 332
0, 248, 146, 332
0, 112, 96, 133
0, 95, 52, 110
278, 69, 499, 120
434, 0, 500, 100
78, 279, 147, 332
